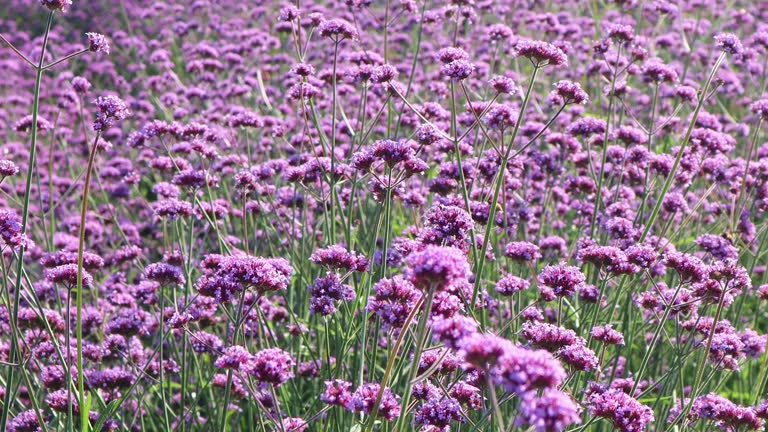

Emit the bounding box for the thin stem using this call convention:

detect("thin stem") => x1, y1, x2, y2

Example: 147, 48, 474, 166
42, 48, 89, 70
0, 32, 37, 68
76, 133, 102, 432
1, 11, 54, 431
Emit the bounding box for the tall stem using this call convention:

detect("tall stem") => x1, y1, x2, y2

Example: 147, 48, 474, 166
0, 11, 54, 431
76, 133, 102, 432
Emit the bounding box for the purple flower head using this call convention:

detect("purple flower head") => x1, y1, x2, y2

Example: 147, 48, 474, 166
522, 321, 582, 351
641, 58, 678, 83
587, 388, 654, 432
214, 345, 252, 369
423, 204, 474, 244
278, 5, 300, 21
308, 272, 355, 316
413, 396, 465, 428
195, 255, 292, 303
0, 160, 18, 177
550, 80, 589, 105
490, 75, 517, 94
371, 64, 398, 83
86, 32, 110, 54
515, 39, 568, 67
93, 95, 129, 132
591, 325, 625, 345
749, 98, 768, 121
367, 276, 421, 330
495, 274, 530, 296
557, 343, 599, 371
715, 32, 744, 55
348, 383, 401, 421
321, 379, 353, 407
310, 245, 369, 272
567, 117, 606, 137
458, 332, 514, 367
143, 262, 185, 286
663, 251, 708, 283
537, 263, 585, 299
46, 264, 93, 289
504, 241, 541, 261
9, 409, 42, 432
517, 389, 582, 432
405, 246, 470, 291
244, 348, 295, 386
494, 346, 567, 394
436, 47, 469, 63
39, 0, 71, 11
317, 19, 358, 41
441, 60, 475, 80
431, 315, 479, 349
689, 393, 764, 431
0, 210, 32, 249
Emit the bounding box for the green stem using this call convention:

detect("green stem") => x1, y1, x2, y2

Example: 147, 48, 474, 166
76, 133, 102, 432
0, 10, 54, 431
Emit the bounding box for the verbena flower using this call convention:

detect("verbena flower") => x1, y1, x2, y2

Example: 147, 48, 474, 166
93, 95, 129, 131
86, 32, 110, 54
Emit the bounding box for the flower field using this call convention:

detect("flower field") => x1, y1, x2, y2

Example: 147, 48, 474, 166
1, 0, 768, 431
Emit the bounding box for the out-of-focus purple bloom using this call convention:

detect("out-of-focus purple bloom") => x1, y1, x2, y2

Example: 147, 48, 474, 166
517, 389, 582, 432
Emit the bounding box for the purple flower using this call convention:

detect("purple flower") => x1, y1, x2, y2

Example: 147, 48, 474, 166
317, 19, 358, 41
144, 262, 185, 286
39, 0, 71, 11
749, 98, 768, 120
550, 80, 589, 105
715, 32, 744, 55
0, 210, 31, 249
86, 32, 110, 54
591, 325, 625, 346
504, 241, 541, 261
310, 245, 369, 272
663, 251, 709, 283
557, 344, 599, 371
495, 274, 530, 296
441, 60, 475, 80
413, 396, 465, 428
348, 383, 401, 421
367, 276, 421, 330
494, 346, 567, 394
431, 315, 479, 349
0, 160, 19, 177
641, 58, 678, 83
321, 379, 353, 407
537, 263, 585, 299
522, 321, 582, 351
93, 95, 129, 131
195, 255, 292, 303
689, 393, 764, 431
490, 75, 516, 94
244, 348, 295, 386
371, 64, 398, 83
587, 388, 654, 432
517, 389, 582, 432
515, 39, 568, 67
46, 263, 93, 289
214, 345, 252, 369
405, 246, 470, 291
308, 272, 355, 316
